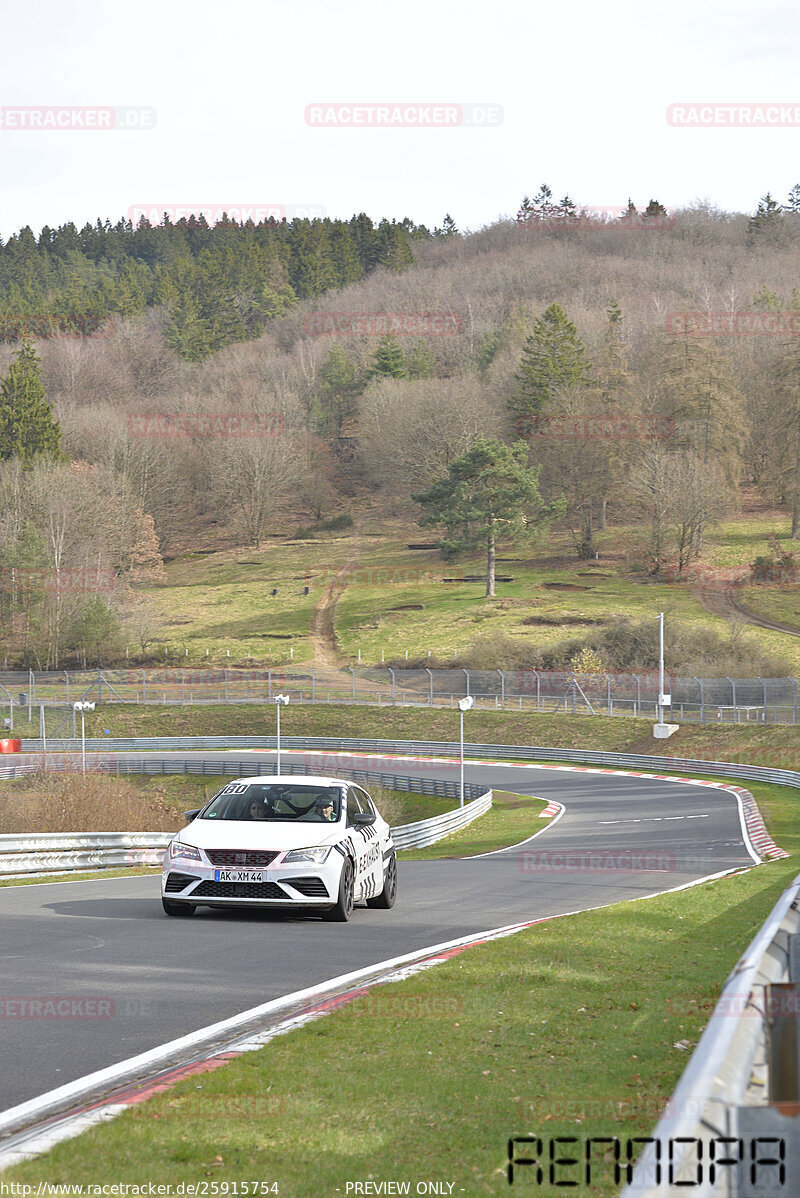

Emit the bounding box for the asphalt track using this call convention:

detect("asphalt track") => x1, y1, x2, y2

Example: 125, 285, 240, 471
0, 750, 756, 1114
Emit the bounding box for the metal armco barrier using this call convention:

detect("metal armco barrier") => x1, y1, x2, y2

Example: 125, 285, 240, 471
623, 871, 800, 1198
0, 760, 492, 869
14, 735, 800, 792
0, 832, 172, 876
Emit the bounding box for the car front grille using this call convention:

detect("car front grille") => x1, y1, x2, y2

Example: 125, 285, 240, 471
192, 880, 289, 900
283, 876, 330, 898
205, 850, 281, 867
165, 872, 199, 893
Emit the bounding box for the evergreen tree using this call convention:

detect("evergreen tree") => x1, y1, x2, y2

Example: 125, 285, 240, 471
749, 192, 783, 240
0, 340, 61, 464
318, 345, 364, 438
644, 198, 668, 218
434, 214, 459, 237
406, 343, 435, 379
413, 438, 560, 597
372, 336, 406, 378
508, 303, 592, 423
787, 184, 800, 214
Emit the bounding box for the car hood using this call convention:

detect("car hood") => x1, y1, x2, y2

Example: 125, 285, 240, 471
174, 820, 343, 853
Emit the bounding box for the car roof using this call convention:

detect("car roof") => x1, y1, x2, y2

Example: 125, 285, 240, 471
222, 775, 351, 787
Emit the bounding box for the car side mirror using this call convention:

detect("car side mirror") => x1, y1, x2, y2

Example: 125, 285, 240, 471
184, 808, 201, 821
353, 812, 376, 826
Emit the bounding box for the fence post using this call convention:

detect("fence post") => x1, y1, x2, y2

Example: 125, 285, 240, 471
793, 677, 798, 725
535, 669, 540, 712
727, 677, 736, 723
389, 668, 396, 703
224, 670, 228, 703
695, 677, 704, 722
426, 667, 434, 705
97, 668, 102, 705
311, 669, 316, 702
633, 674, 641, 717
268, 669, 272, 700
142, 670, 146, 702
463, 669, 471, 698
65, 671, 70, 703
72, 706, 77, 738
181, 670, 185, 703
349, 667, 356, 702
498, 670, 505, 708
759, 677, 767, 723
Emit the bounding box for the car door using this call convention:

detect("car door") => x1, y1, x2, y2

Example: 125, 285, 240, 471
351, 785, 384, 900
346, 786, 381, 900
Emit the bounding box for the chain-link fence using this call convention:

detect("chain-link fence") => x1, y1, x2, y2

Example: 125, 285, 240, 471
0, 666, 799, 727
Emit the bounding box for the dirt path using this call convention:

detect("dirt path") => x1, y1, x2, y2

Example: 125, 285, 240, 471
698, 587, 800, 638
309, 558, 359, 667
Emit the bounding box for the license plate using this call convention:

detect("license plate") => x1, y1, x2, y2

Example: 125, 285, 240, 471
214, 869, 265, 883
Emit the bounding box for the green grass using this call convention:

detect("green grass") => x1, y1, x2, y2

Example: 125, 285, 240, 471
0, 867, 159, 887
399, 790, 551, 859
5, 776, 796, 1196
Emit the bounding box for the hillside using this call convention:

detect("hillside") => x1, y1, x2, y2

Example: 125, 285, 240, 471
3, 198, 800, 673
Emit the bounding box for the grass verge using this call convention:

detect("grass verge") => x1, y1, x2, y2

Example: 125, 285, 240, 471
398, 791, 551, 860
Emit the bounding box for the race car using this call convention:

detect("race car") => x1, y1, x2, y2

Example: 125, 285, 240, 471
161, 775, 397, 921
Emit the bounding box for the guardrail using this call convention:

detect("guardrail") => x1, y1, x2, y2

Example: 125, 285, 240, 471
14, 734, 800, 792
0, 832, 171, 877
0, 758, 493, 871
623, 870, 800, 1197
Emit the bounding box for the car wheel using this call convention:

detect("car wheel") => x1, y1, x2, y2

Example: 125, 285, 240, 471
367, 853, 397, 909
323, 857, 354, 922
162, 897, 196, 917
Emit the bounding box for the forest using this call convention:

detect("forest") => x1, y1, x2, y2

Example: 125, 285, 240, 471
2, 190, 800, 670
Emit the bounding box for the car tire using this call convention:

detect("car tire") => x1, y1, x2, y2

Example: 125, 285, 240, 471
162, 897, 196, 917
367, 853, 397, 909
323, 857, 354, 922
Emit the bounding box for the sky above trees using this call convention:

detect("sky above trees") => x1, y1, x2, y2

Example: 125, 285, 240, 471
0, 0, 798, 237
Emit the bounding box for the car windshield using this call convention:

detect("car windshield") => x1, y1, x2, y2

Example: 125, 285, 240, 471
199, 782, 342, 822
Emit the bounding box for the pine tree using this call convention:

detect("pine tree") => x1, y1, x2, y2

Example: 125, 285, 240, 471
508, 303, 592, 424
318, 345, 364, 438
748, 192, 783, 240
644, 198, 668, 218
372, 336, 406, 379
434, 214, 459, 237
0, 340, 61, 464
787, 184, 800, 214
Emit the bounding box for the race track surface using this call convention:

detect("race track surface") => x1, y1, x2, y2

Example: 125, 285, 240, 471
0, 752, 754, 1112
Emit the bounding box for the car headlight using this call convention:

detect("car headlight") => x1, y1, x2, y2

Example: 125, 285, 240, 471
283, 846, 333, 864
169, 839, 202, 863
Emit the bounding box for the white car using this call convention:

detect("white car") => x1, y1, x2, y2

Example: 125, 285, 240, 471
161, 775, 397, 922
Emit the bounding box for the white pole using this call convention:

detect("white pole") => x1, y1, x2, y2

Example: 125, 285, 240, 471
658, 611, 664, 724
459, 708, 465, 808
81, 710, 86, 776
276, 701, 281, 775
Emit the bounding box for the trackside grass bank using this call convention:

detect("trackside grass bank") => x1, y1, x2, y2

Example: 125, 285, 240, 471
3, 778, 797, 1196
12, 701, 800, 770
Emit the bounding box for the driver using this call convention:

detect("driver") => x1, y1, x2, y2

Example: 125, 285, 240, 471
249, 798, 269, 821
315, 795, 337, 822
